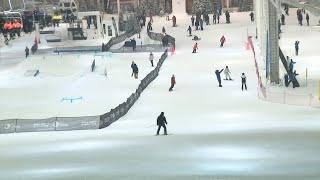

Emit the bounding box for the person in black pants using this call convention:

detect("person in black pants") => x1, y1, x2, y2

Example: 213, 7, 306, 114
215, 69, 224, 87
156, 112, 168, 135
241, 73, 247, 91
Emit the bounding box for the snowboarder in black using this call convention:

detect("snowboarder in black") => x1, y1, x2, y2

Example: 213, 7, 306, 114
225, 11, 231, 24
187, 26, 192, 36
215, 69, 224, 87
288, 70, 299, 88
241, 73, 247, 91
306, 13, 310, 26
249, 12, 254, 22
295, 41, 300, 56
156, 112, 168, 135
25, 46, 29, 58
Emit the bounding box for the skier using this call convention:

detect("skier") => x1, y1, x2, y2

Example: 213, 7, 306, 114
241, 73, 247, 91
225, 11, 231, 24
187, 26, 192, 36
295, 40, 300, 56
156, 112, 168, 136
220, 35, 226, 47
217, 13, 220, 24
172, 15, 177, 27
215, 69, 224, 87
224, 66, 232, 80
200, 18, 204, 31
169, 75, 176, 92
149, 52, 154, 67
25, 46, 29, 58
281, 14, 285, 25
195, 19, 199, 30
249, 12, 254, 22
191, 15, 195, 26
306, 13, 310, 26
192, 42, 198, 53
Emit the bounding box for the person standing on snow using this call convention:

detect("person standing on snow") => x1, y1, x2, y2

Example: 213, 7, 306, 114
220, 35, 226, 47
169, 75, 176, 92
25, 46, 29, 58
249, 12, 254, 22
149, 52, 154, 67
172, 15, 177, 27
200, 18, 204, 30
224, 66, 232, 80
187, 26, 192, 36
213, 13, 217, 24
306, 13, 310, 26
191, 15, 195, 26
215, 69, 224, 87
225, 11, 231, 23
156, 112, 168, 136
192, 42, 198, 53
295, 41, 300, 56
241, 73, 247, 91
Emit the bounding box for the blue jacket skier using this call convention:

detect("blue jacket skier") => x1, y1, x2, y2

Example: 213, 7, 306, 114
215, 69, 224, 87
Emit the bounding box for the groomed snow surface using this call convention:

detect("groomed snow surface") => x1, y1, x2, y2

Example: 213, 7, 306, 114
0, 10, 320, 179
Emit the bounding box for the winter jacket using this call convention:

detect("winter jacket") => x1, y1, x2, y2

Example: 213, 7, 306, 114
215, 69, 224, 80
220, 36, 226, 44
157, 115, 167, 126
241, 74, 247, 83
171, 76, 176, 85
224, 68, 230, 75
149, 54, 154, 61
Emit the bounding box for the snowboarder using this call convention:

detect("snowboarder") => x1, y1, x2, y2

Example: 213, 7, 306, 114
172, 15, 177, 27
281, 14, 285, 25
213, 13, 217, 24
249, 12, 254, 22
156, 112, 168, 136
191, 15, 195, 26
224, 66, 232, 80
220, 35, 226, 47
187, 26, 192, 36
288, 70, 299, 88
215, 69, 224, 87
241, 73, 247, 91
131, 61, 136, 77
225, 11, 231, 24
149, 52, 154, 67
169, 75, 176, 91
295, 41, 300, 56
289, 59, 296, 73
200, 18, 204, 31
147, 21, 152, 31
192, 43, 198, 53
132, 63, 139, 79
217, 13, 220, 24
306, 13, 310, 26
162, 26, 166, 34
25, 46, 29, 58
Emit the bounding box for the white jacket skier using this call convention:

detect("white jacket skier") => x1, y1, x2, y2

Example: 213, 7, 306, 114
224, 66, 232, 80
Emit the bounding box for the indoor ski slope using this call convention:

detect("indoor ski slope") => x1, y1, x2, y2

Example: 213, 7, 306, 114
0, 10, 320, 180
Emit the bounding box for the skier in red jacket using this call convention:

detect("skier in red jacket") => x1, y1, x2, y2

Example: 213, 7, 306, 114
169, 75, 176, 91
220, 35, 226, 47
